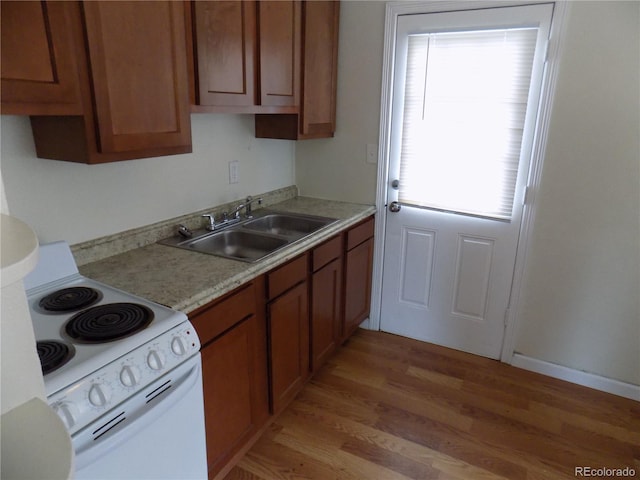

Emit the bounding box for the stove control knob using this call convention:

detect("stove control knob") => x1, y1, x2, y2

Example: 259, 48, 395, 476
53, 401, 78, 429
119, 365, 141, 387
88, 383, 111, 407
147, 350, 165, 370
171, 337, 187, 356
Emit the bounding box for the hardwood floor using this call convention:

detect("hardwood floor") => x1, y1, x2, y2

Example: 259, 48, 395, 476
224, 329, 640, 480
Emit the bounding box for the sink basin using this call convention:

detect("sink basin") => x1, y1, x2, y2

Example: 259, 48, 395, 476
182, 230, 288, 262
158, 210, 338, 262
242, 213, 336, 239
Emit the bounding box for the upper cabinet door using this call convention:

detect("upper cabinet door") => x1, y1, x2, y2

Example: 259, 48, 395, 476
193, 1, 257, 107
81, 1, 191, 153
254, 1, 340, 140
300, 1, 339, 137
258, 1, 300, 107
1, 1, 81, 115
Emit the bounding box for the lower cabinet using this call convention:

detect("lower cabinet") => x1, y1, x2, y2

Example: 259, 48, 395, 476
266, 254, 309, 415
189, 215, 374, 478
190, 280, 268, 479
343, 217, 375, 339
310, 235, 343, 372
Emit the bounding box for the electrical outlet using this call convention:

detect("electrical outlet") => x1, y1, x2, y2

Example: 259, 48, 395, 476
366, 144, 378, 164
228, 161, 239, 184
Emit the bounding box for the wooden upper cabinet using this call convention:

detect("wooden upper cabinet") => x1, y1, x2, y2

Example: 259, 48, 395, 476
255, 1, 339, 140
299, 0, 339, 137
1, 1, 81, 115
192, 1, 256, 107
258, 1, 300, 108
30, 1, 192, 163
188, 0, 300, 113
81, 1, 191, 154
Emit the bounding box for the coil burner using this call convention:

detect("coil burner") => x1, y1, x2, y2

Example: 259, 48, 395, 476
65, 303, 154, 343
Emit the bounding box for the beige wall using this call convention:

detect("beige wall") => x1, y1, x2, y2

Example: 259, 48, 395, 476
515, 1, 640, 385
295, 1, 385, 204
295, 1, 639, 385
1, 114, 295, 245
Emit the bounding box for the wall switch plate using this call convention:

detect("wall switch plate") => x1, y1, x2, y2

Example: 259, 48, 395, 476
366, 144, 378, 164
228, 161, 239, 184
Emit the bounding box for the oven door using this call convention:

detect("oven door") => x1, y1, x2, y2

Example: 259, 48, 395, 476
73, 354, 207, 479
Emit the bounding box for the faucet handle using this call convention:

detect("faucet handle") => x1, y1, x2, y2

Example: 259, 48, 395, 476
177, 224, 193, 238
245, 196, 262, 218
202, 214, 216, 231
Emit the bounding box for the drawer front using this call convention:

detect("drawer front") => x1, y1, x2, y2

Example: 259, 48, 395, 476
347, 216, 374, 251
190, 283, 255, 345
312, 235, 342, 272
267, 254, 308, 300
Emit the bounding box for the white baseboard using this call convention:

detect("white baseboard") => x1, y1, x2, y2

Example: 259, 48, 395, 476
510, 353, 640, 402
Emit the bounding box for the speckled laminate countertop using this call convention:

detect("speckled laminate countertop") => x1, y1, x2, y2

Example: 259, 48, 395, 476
79, 197, 375, 314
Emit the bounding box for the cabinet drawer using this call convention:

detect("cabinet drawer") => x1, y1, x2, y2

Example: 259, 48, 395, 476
267, 254, 308, 300
190, 283, 255, 345
312, 235, 342, 272
346, 216, 374, 251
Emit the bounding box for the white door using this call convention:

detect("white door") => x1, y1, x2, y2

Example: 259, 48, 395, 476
380, 4, 553, 359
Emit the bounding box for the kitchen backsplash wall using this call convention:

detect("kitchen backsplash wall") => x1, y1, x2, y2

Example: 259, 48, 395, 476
1, 114, 295, 245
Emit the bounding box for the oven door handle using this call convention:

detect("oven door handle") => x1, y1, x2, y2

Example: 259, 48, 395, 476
73, 355, 203, 471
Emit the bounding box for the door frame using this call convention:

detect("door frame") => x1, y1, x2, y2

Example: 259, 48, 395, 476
369, 0, 571, 362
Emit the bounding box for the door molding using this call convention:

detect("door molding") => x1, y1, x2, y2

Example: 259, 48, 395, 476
370, 0, 571, 363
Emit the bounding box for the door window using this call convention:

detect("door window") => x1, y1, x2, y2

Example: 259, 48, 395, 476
396, 14, 546, 221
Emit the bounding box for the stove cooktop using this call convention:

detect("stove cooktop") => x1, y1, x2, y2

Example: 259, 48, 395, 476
25, 242, 190, 397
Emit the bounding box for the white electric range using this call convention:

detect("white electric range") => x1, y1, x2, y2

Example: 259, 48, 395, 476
24, 241, 207, 479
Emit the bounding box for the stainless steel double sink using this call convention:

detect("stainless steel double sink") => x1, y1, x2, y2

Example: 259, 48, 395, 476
158, 211, 338, 262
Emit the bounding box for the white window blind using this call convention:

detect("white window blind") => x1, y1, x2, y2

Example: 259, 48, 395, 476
399, 28, 539, 220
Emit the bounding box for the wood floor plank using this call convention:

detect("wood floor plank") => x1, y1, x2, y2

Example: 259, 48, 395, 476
373, 401, 528, 480
274, 416, 415, 480
314, 363, 474, 433
530, 401, 640, 443
340, 437, 440, 479
287, 399, 508, 480
225, 330, 639, 480
406, 364, 465, 390
237, 441, 345, 480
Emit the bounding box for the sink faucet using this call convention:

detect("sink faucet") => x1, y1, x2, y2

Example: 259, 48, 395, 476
202, 214, 216, 231
230, 196, 263, 219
